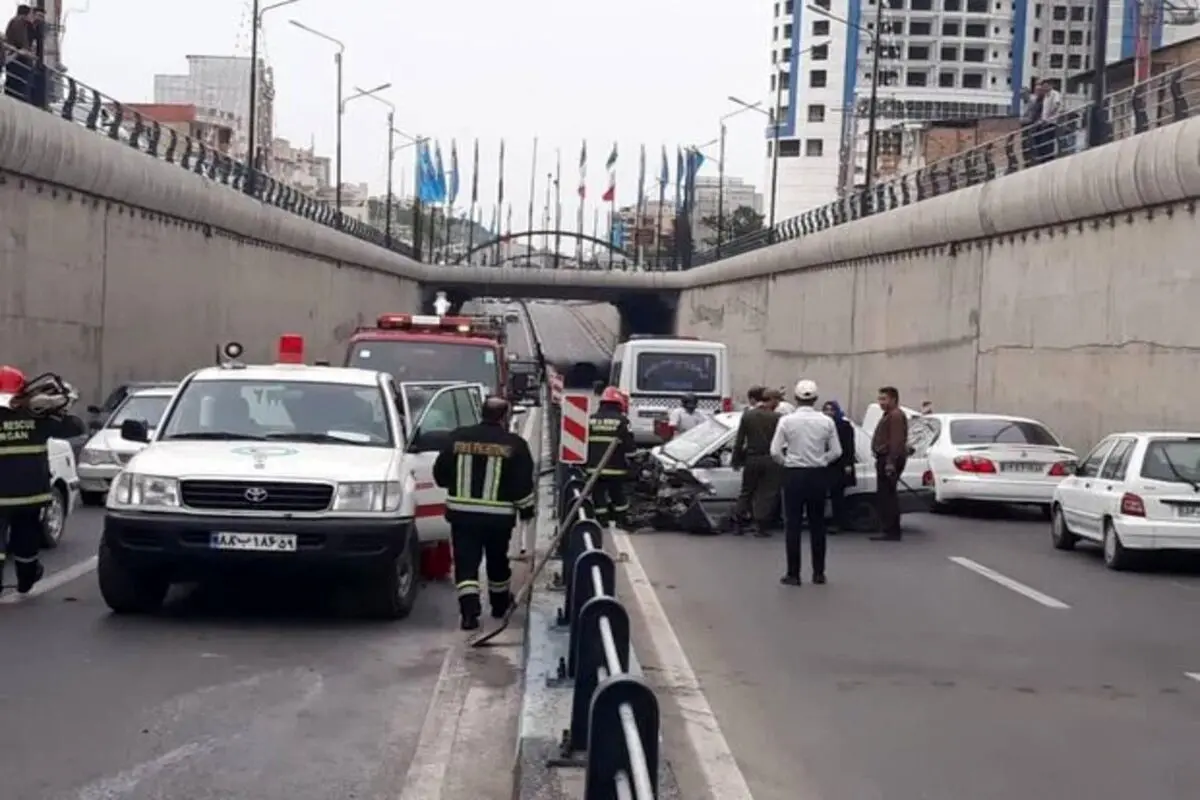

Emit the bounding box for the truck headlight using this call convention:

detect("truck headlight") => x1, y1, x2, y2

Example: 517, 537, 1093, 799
332, 481, 402, 513
80, 448, 116, 466
108, 473, 180, 508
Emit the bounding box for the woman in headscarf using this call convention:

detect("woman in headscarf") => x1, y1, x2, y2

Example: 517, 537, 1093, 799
822, 400, 857, 531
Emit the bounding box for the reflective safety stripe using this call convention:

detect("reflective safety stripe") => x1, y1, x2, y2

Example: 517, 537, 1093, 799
589, 434, 615, 443
445, 499, 515, 516
610, 503, 630, 512
0, 445, 47, 456
489, 579, 510, 592
0, 493, 52, 506
456, 454, 472, 500
12, 554, 38, 564
456, 580, 480, 597
586, 468, 628, 477
482, 455, 503, 503
513, 492, 536, 509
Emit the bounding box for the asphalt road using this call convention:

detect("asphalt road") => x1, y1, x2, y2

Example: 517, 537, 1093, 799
0, 412, 545, 800
626, 507, 1200, 800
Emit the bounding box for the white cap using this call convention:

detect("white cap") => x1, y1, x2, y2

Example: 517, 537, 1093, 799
794, 379, 819, 401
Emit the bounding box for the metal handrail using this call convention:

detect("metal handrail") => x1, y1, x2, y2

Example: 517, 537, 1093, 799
693, 57, 1200, 266
1, 41, 416, 259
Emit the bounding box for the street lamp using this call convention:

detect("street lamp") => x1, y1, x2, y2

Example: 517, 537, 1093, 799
730, 94, 780, 240
716, 100, 763, 257
288, 20, 347, 220
807, 3, 885, 203
245, 0, 300, 197
354, 89, 403, 247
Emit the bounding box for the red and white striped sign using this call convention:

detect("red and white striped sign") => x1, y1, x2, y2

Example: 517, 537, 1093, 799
548, 369, 565, 404
558, 392, 590, 464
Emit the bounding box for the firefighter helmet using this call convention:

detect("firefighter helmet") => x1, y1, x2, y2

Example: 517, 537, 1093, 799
599, 386, 628, 412
0, 365, 27, 394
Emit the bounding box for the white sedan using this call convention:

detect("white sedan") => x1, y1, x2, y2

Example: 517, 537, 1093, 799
923, 413, 1077, 517
78, 387, 176, 505
1051, 432, 1200, 570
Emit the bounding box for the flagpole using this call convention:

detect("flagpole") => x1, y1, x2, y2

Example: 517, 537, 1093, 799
527, 137, 538, 245
553, 148, 562, 270
577, 140, 586, 266
413, 143, 424, 261
607, 203, 616, 270
542, 171, 552, 257
494, 140, 505, 267
592, 206, 599, 266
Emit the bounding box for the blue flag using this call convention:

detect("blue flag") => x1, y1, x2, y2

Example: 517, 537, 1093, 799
449, 140, 460, 205
433, 142, 447, 203
417, 141, 440, 204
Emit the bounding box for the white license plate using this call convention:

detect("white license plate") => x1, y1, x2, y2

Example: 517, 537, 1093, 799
210, 532, 298, 552
1177, 506, 1200, 518
1001, 462, 1044, 473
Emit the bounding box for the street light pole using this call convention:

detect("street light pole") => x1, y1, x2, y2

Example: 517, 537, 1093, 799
863, 0, 883, 204
289, 21, 346, 221
385, 113, 394, 247
245, 0, 300, 197
729, 95, 777, 242
716, 121, 726, 257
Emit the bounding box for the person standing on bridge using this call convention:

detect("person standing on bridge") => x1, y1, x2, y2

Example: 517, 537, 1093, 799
585, 387, 636, 528
433, 396, 537, 631
2, 5, 34, 103
770, 380, 841, 586
0, 366, 85, 594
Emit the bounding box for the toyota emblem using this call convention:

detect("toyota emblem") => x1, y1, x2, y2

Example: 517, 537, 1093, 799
244, 487, 269, 503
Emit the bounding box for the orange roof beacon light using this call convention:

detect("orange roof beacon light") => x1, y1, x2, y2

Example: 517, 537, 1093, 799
277, 334, 305, 364
375, 314, 479, 335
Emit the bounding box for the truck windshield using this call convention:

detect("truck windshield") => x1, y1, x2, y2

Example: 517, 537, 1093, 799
347, 341, 500, 395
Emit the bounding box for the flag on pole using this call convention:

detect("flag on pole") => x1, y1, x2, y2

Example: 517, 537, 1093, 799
433, 142, 447, 202
636, 144, 646, 216
506, 203, 513, 235
448, 140, 460, 205
674, 147, 684, 211
470, 139, 480, 203
497, 140, 506, 208
601, 142, 618, 202
418, 141, 440, 203
578, 140, 587, 199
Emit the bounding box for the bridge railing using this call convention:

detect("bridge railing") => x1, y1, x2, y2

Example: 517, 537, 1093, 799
1, 42, 416, 259
693, 57, 1200, 267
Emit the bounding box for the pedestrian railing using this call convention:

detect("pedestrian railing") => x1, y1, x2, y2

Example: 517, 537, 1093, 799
548, 473, 660, 800
1, 42, 416, 259
692, 57, 1200, 267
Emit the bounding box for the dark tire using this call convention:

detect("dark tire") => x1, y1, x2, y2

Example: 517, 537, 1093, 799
97, 540, 168, 614
362, 528, 420, 619
844, 496, 882, 533
1038, 504, 1053, 522
40, 485, 68, 549
1050, 505, 1078, 551
1102, 520, 1135, 571
81, 491, 107, 507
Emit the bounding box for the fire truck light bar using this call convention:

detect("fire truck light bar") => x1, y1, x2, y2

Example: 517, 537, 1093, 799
376, 314, 492, 335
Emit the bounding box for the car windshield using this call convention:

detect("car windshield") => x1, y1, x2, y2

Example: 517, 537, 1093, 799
159, 379, 393, 446
948, 417, 1060, 446
347, 341, 500, 396
1141, 438, 1200, 484
635, 352, 717, 394
661, 416, 732, 464
108, 395, 171, 429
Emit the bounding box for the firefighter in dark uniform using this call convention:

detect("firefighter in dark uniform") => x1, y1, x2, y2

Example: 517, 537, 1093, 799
585, 387, 636, 527
0, 366, 85, 593
433, 396, 536, 630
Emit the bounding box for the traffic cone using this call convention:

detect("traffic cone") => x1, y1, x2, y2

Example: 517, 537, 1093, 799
420, 540, 453, 581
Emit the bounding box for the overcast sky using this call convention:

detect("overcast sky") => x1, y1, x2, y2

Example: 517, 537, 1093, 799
62, 0, 775, 227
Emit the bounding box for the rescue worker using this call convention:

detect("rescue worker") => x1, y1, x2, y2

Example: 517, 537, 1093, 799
731, 388, 783, 536
769, 379, 841, 586
0, 366, 85, 593
585, 387, 636, 527
666, 393, 707, 439
433, 396, 536, 630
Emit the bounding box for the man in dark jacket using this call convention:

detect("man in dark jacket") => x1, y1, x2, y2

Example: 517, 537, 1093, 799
732, 388, 783, 536
870, 386, 908, 541
0, 366, 85, 594
822, 400, 857, 532
3, 5, 34, 103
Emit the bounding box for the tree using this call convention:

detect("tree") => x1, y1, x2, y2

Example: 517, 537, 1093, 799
699, 205, 765, 247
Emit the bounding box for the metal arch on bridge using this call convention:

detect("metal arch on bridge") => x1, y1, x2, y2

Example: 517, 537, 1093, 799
453, 230, 635, 265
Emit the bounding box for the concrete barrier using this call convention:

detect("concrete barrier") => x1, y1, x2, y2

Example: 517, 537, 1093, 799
675, 119, 1200, 451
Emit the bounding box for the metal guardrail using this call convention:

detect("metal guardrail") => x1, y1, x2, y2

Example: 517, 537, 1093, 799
1, 41, 416, 259
692, 57, 1200, 266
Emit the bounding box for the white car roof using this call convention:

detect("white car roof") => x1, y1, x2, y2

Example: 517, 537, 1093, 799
926, 412, 1049, 426
1105, 431, 1200, 440
127, 387, 177, 398
188, 365, 384, 387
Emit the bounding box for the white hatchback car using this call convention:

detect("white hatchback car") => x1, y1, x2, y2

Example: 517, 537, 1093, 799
923, 413, 1077, 517
1051, 432, 1200, 570
78, 387, 175, 505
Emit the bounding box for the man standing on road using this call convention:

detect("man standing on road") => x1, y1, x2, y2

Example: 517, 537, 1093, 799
871, 386, 909, 542
741, 386, 765, 412
433, 396, 537, 631
770, 380, 841, 586
666, 392, 707, 439
732, 388, 783, 537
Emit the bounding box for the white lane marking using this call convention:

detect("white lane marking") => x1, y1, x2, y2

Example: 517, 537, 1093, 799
396, 645, 473, 800
611, 529, 757, 800
948, 556, 1071, 609
0, 555, 98, 604
1186, 672, 1200, 683
75, 739, 216, 800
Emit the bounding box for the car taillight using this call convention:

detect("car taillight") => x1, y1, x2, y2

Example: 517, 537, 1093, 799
922, 470, 934, 487
953, 455, 996, 473
1120, 492, 1145, 517
1048, 461, 1073, 477
721, 397, 733, 412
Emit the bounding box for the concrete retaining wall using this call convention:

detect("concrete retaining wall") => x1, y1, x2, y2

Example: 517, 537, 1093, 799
0, 96, 428, 403
675, 119, 1200, 452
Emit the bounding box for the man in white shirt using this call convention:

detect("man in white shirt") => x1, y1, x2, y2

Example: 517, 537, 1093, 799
769, 379, 841, 586
666, 393, 707, 438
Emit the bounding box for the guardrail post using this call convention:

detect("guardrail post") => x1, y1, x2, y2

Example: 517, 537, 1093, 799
566, 548, 616, 670
568, 595, 630, 752
584, 675, 660, 800
559, 517, 602, 617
